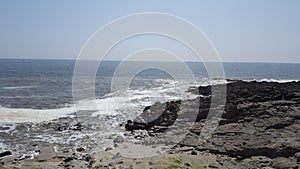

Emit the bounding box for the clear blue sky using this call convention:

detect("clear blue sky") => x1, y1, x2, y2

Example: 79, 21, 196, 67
0, 0, 299, 63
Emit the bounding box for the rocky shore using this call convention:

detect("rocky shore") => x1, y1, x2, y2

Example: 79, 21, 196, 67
125, 80, 300, 168
0, 80, 300, 168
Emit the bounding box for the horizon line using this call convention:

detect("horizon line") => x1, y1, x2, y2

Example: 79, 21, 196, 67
0, 57, 299, 64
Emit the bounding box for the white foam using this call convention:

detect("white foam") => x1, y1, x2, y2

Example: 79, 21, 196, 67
90, 87, 183, 117
2, 86, 33, 90
199, 79, 229, 86
250, 79, 299, 83
0, 86, 180, 123
0, 78, 225, 124
84, 78, 202, 118
0, 95, 47, 99
0, 106, 75, 123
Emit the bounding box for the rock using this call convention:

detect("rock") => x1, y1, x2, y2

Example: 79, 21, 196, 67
35, 148, 56, 162
125, 120, 148, 131
115, 159, 123, 164
184, 162, 191, 167
112, 153, 121, 159
179, 132, 199, 147
0, 151, 12, 158
0, 126, 10, 130
76, 147, 85, 152
178, 146, 194, 152
70, 122, 83, 131
125, 101, 181, 131
236, 155, 244, 160
191, 150, 197, 155
105, 147, 113, 151
56, 125, 68, 131
294, 152, 300, 162
271, 157, 298, 169
223, 103, 238, 119
209, 162, 222, 168
113, 136, 124, 143
17, 154, 32, 161
81, 154, 92, 162
124, 81, 300, 168
63, 157, 74, 163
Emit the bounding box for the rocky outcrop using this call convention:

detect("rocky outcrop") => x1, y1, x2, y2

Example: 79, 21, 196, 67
125, 80, 300, 168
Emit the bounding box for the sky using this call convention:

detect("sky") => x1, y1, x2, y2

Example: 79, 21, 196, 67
0, 0, 299, 63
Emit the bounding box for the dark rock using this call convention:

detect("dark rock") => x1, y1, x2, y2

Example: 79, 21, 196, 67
76, 147, 85, 152
125, 120, 148, 131
124, 80, 300, 168
81, 154, 92, 162
294, 152, 300, 162
56, 125, 68, 131
18, 154, 32, 161
184, 162, 191, 167
115, 159, 123, 164
105, 147, 113, 151
191, 150, 197, 155
63, 157, 74, 163
0, 151, 12, 158
223, 103, 238, 119
0, 126, 10, 130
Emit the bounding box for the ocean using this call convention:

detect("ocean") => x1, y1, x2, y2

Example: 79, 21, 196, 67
0, 59, 300, 123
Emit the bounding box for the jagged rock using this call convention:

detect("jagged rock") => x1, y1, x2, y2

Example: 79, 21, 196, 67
125, 81, 300, 167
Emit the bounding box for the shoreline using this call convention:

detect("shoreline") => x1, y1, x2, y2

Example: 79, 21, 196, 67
0, 80, 299, 168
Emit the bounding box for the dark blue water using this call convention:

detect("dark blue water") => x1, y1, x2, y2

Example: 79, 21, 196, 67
0, 59, 299, 109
